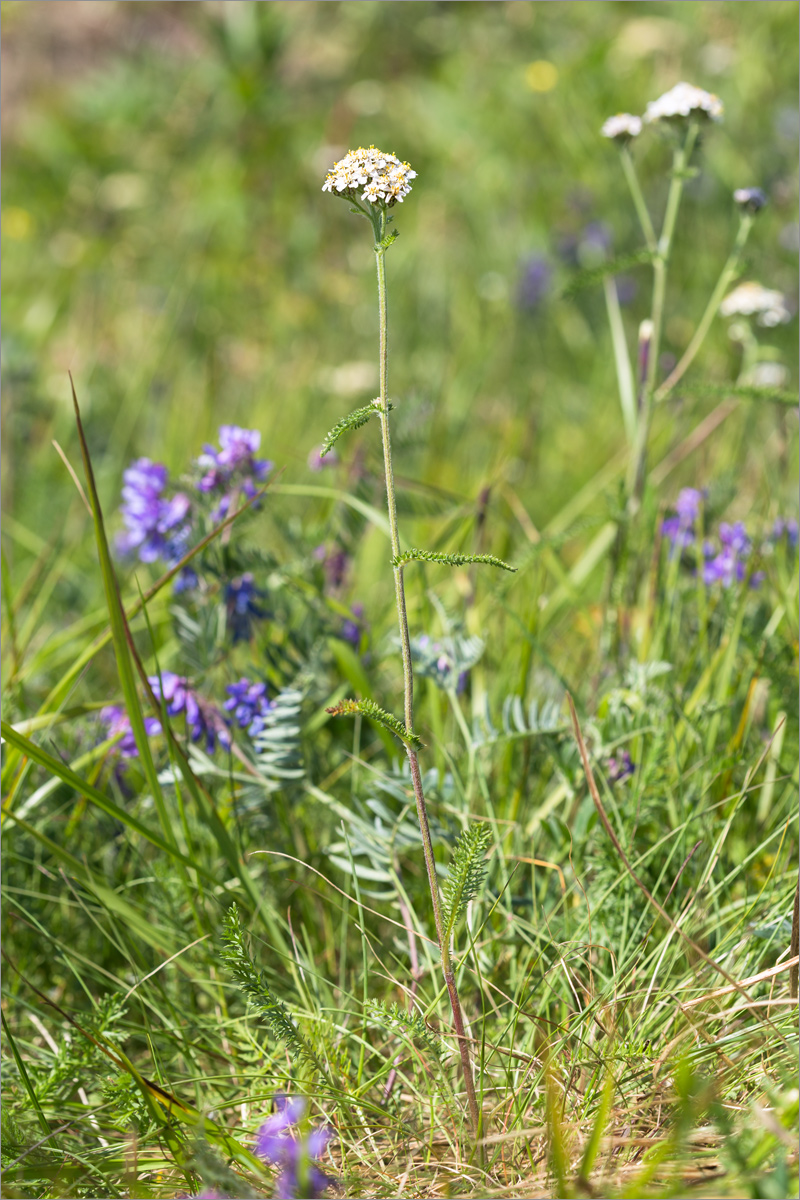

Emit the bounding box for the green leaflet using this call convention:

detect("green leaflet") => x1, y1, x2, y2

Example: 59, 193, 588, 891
392, 548, 516, 572
366, 1000, 445, 1062
325, 698, 423, 750
220, 906, 314, 1066
672, 380, 798, 408
320, 402, 393, 457
561, 248, 656, 297
442, 824, 492, 940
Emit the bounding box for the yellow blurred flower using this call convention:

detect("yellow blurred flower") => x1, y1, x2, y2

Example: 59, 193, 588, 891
525, 60, 558, 92
2, 207, 34, 240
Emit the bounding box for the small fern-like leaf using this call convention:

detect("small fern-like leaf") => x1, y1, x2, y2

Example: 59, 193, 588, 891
220, 906, 313, 1065
325, 698, 422, 750
320, 402, 392, 457
441, 824, 492, 940
366, 1000, 445, 1062
561, 248, 656, 297
376, 228, 399, 250
672, 380, 798, 408
254, 687, 305, 781
392, 549, 516, 572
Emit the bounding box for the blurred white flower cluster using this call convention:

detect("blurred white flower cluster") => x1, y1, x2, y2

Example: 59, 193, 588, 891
601, 113, 642, 141
601, 81, 723, 141
644, 81, 723, 124
322, 146, 417, 207
720, 281, 792, 327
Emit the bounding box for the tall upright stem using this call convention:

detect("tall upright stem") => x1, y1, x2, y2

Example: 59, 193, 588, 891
627, 123, 698, 507
373, 212, 481, 1136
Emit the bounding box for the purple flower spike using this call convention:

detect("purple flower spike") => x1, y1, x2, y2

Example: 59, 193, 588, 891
703, 547, 746, 588
607, 750, 635, 783
148, 674, 231, 753
253, 1096, 334, 1200
116, 457, 193, 568
225, 573, 267, 643
661, 516, 695, 553
100, 706, 161, 759
675, 488, 704, 522
308, 445, 338, 472
196, 425, 273, 518
718, 521, 750, 554
224, 679, 274, 737
772, 517, 799, 547
517, 256, 552, 311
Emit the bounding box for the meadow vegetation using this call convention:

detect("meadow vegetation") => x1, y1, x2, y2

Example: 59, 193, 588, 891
1, 3, 798, 1197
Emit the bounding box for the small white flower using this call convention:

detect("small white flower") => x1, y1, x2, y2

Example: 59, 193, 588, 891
601, 113, 642, 141
644, 81, 724, 124
720, 281, 792, 327
321, 146, 416, 208
744, 361, 789, 389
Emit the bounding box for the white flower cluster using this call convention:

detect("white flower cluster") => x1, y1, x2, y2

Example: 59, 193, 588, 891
322, 146, 417, 207
644, 82, 723, 124
720, 281, 792, 327
601, 113, 643, 142
601, 82, 722, 141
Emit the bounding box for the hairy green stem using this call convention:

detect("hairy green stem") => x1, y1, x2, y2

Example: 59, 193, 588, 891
655, 212, 754, 402
627, 123, 698, 506
373, 211, 481, 1136
619, 145, 657, 253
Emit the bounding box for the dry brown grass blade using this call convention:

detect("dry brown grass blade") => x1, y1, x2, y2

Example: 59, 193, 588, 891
566, 693, 789, 1046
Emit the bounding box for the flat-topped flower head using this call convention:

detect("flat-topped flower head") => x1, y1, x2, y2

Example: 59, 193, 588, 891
733, 187, 767, 214
644, 82, 723, 125
601, 113, 642, 143
720, 281, 792, 327
322, 146, 417, 209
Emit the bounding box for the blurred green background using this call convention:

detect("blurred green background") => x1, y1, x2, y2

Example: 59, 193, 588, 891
2, 0, 798, 661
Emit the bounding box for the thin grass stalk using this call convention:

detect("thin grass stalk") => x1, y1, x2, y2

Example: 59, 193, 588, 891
373, 208, 481, 1137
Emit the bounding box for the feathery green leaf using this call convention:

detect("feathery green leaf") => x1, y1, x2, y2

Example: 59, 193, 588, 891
220, 906, 312, 1065
561, 248, 656, 297
672, 380, 798, 408
366, 1000, 446, 1062
320, 402, 392, 457
392, 548, 516, 572
325, 697, 422, 750
441, 824, 492, 940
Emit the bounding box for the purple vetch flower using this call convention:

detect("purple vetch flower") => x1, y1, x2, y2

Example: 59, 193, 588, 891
100, 705, 161, 759
517, 256, 552, 311
340, 603, 366, 649
313, 544, 350, 593
675, 488, 704, 523
225, 573, 266, 643
224, 679, 274, 737
308, 445, 338, 472
196, 425, 273, 517
718, 520, 750, 555
607, 750, 635, 783
661, 488, 706, 555
253, 1095, 334, 1200
661, 516, 695, 553
148, 672, 231, 753
772, 517, 799, 548
703, 546, 747, 588
116, 458, 192, 566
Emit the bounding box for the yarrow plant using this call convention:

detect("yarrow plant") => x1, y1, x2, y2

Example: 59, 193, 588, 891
320, 146, 515, 1136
